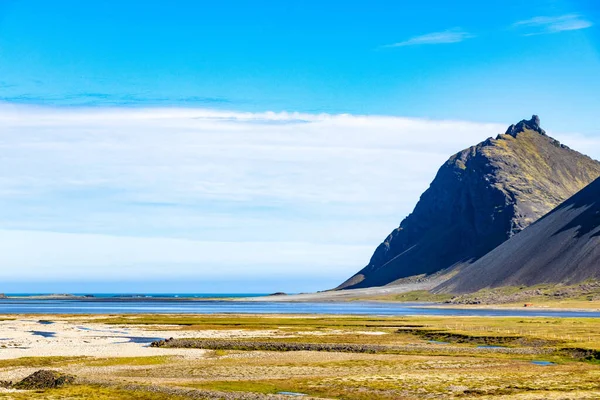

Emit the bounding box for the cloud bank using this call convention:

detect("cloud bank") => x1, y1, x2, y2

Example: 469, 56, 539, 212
513, 14, 593, 35
382, 29, 474, 48
1, 105, 596, 291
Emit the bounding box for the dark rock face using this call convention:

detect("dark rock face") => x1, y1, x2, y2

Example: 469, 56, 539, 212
505, 114, 545, 137
338, 116, 600, 290
437, 177, 600, 293
14, 370, 75, 390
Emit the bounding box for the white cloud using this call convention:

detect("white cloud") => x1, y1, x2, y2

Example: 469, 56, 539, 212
513, 14, 593, 35
3, 105, 597, 289
382, 29, 474, 48
0, 229, 371, 280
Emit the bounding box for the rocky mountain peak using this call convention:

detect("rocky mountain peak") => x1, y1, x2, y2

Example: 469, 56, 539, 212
505, 114, 546, 137
337, 115, 600, 290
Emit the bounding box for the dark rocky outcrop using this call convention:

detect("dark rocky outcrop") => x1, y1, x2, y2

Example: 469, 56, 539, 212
505, 114, 546, 137
338, 116, 600, 290
149, 337, 548, 356
437, 177, 600, 293
13, 370, 75, 390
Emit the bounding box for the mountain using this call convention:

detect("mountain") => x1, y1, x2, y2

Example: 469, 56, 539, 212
338, 116, 600, 290
436, 176, 600, 293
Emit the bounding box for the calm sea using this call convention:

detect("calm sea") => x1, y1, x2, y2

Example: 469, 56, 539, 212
5, 293, 265, 299
0, 297, 599, 317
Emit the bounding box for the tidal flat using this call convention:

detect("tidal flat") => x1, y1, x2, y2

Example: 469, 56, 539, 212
0, 314, 598, 399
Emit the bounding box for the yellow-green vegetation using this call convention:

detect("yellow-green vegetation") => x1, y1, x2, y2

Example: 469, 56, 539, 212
79, 356, 174, 367
486, 129, 597, 208
1, 314, 599, 399
132, 351, 600, 399
455, 159, 467, 170
445, 281, 600, 308
362, 289, 454, 302
0, 384, 189, 400
0, 357, 85, 369
364, 282, 600, 308
86, 314, 600, 349
0, 356, 172, 370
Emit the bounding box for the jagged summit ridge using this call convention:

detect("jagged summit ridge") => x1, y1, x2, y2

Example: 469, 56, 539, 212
337, 115, 600, 290
502, 115, 568, 150
505, 114, 545, 137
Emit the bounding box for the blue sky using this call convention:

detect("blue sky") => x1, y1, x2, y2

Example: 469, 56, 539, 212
1, 0, 599, 132
0, 1, 598, 292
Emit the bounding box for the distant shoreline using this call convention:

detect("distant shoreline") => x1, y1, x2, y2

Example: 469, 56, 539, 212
2, 281, 599, 314
1, 294, 599, 314
0, 293, 269, 301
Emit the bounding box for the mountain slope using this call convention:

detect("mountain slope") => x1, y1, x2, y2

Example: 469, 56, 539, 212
338, 116, 600, 290
437, 176, 600, 293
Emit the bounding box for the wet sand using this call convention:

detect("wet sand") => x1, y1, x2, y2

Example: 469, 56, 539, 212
0, 317, 288, 360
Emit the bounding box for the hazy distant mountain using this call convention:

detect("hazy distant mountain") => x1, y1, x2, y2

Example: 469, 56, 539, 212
338, 116, 600, 290
437, 176, 600, 293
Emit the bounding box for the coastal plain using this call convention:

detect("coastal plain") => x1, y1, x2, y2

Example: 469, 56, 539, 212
0, 313, 599, 399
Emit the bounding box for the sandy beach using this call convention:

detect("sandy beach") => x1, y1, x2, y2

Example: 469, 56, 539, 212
0, 317, 295, 360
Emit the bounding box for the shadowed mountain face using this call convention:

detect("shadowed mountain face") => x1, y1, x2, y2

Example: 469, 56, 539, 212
338, 116, 600, 290
437, 177, 600, 293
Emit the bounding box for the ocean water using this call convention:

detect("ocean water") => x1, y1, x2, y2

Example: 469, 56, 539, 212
5, 293, 266, 298
0, 298, 599, 317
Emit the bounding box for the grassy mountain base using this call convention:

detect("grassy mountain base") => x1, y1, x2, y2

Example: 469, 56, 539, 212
359, 282, 600, 309
445, 282, 600, 307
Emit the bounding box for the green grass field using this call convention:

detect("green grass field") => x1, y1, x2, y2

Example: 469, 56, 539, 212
0, 314, 598, 399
